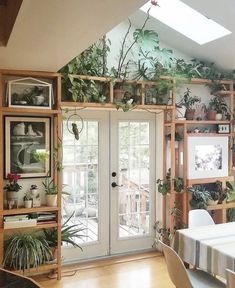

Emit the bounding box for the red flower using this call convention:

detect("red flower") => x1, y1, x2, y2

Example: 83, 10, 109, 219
7, 173, 21, 183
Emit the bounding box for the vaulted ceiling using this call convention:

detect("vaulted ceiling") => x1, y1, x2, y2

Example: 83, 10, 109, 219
0, 0, 235, 72
0, 0, 147, 71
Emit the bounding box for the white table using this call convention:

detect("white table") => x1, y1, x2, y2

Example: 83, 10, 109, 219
174, 222, 235, 278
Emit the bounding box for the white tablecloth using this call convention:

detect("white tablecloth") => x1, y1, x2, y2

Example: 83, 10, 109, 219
174, 222, 235, 278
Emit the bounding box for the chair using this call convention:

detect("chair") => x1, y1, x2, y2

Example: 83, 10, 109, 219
226, 269, 235, 288
159, 241, 225, 288
188, 209, 215, 228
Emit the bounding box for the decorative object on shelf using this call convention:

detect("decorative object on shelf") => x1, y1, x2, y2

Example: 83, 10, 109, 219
7, 77, 52, 109
4, 173, 22, 209
217, 124, 230, 134
30, 184, 41, 207
66, 109, 84, 141
187, 136, 228, 179
177, 88, 200, 120
4, 116, 51, 178
3, 232, 52, 271
23, 192, 33, 208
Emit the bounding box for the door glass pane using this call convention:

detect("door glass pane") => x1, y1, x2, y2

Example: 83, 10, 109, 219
118, 121, 150, 238
62, 120, 99, 244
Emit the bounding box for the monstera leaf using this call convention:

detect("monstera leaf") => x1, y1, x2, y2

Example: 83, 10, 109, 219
133, 29, 159, 51
154, 47, 173, 68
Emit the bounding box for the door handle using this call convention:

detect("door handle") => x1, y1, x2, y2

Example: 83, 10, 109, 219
111, 182, 123, 188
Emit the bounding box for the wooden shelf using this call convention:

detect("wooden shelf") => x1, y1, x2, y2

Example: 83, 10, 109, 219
207, 202, 235, 211
0, 69, 60, 79
60, 101, 174, 110
187, 133, 231, 137
14, 263, 58, 276
0, 107, 60, 115
3, 222, 58, 231
175, 120, 230, 124
187, 176, 234, 186
3, 206, 59, 215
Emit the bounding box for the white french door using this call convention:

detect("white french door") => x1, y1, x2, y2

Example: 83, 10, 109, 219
110, 112, 156, 254
62, 110, 156, 262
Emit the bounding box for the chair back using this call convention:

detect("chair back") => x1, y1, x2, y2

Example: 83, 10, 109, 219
188, 209, 215, 228
226, 269, 235, 288
159, 241, 193, 288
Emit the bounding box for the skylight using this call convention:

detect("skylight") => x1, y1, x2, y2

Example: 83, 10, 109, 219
140, 0, 231, 45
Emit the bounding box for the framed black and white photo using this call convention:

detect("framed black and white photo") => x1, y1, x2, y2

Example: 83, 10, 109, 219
7, 77, 52, 109
188, 136, 228, 179
4, 116, 51, 178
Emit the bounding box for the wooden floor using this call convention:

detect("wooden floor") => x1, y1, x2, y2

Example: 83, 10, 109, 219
34, 252, 174, 288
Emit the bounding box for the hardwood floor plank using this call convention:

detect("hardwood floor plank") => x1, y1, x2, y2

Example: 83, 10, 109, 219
34, 253, 174, 288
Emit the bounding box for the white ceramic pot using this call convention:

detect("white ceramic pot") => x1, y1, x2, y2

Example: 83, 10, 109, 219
31, 189, 38, 196
24, 200, 33, 208
6, 191, 19, 209
215, 113, 223, 120
46, 194, 57, 207
176, 106, 186, 119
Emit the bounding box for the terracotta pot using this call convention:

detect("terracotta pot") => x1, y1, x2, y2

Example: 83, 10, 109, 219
185, 109, 195, 120
114, 89, 126, 100
207, 110, 216, 120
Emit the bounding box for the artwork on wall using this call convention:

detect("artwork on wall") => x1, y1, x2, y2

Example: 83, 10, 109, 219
4, 116, 51, 179
7, 77, 52, 109
187, 136, 228, 179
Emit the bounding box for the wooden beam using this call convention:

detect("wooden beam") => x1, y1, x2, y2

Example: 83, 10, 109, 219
0, 0, 23, 46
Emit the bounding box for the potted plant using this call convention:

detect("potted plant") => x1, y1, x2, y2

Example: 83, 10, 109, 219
43, 212, 84, 261
4, 173, 22, 209
42, 177, 58, 207
3, 232, 52, 271
157, 169, 184, 194
145, 80, 173, 105
207, 95, 228, 120
177, 88, 201, 120
42, 177, 69, 207
23, 192, 33, 208
207, 190, 220, 206
188, 185, 211, 209
166, 131, 183, 148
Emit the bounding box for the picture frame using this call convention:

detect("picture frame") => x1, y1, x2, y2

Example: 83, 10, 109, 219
4, 116, 51, 179
217, 124, 230, 134
7, 77, 52, 109
187, 136, 228, 179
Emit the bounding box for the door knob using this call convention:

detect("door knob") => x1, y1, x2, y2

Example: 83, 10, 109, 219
112, 172, 117, 177
111, 182, 123, 188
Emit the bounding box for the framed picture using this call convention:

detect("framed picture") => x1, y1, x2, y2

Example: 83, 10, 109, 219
4, 116, 51, 178
187, 136, 228, 179
7, 77, 52, 109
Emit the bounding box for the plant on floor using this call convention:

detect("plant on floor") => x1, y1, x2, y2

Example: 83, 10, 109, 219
157, 168, 184, 194
3, 232, 52, 271
43, 212, 84, 250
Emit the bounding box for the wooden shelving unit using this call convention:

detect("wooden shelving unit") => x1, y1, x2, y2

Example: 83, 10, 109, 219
0, 69, 62, 279
162, 78, 235, 233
